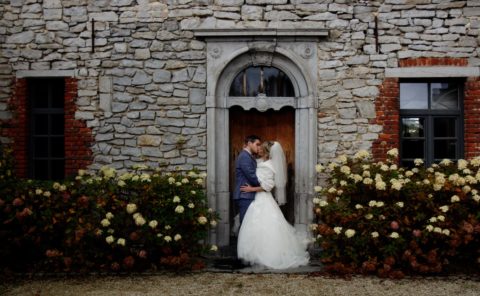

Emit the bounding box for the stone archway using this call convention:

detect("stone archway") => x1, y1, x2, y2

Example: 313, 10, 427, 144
194, 29, 326, 247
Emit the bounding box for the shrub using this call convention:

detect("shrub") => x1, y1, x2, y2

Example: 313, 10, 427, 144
312, 149, 480, 278
0, 151, 218, 273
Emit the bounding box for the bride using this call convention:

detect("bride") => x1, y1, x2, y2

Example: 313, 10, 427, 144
237, 141, 310, 269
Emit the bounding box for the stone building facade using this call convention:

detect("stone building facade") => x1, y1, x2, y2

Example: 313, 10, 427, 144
1, 0, 480, 245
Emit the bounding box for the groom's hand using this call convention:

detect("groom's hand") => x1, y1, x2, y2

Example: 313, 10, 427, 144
240, 184, 255, 192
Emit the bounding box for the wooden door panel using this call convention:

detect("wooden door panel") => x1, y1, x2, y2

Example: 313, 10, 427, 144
229, 106, 295, 225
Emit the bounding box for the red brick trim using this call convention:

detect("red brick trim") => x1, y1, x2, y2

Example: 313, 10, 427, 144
464, 77, 480, 159
0, 78, 28, 178
372, 57, 478, 162
399, 58, 468, 67
64, 78, 93, 178
1, 78, 92, 179
371, 78, 400, 162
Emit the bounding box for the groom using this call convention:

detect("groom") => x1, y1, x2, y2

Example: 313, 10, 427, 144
234, 135, 261, 224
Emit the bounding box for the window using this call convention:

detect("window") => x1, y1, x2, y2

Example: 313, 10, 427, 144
28, 78, 65, 180
229, 66, 294, 97
400, 80, 463, 167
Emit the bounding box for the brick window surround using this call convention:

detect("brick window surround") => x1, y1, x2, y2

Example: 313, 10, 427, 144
1, 77, 92, 178
372, 58, 480, 162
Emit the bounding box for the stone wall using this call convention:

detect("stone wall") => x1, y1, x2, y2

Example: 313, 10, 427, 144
1, 0, 480, 173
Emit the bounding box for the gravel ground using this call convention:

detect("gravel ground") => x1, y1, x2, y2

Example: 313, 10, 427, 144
2, 272, 480, 296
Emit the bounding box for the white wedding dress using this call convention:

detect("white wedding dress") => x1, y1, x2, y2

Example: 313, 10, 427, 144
237, 159, 310, 269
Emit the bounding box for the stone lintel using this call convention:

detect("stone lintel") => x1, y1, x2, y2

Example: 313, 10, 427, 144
17, 70, 75, 78
193, 28, 328, 40
385, 67, 480, 78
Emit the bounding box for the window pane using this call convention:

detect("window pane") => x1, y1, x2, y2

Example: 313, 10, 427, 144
434, 140, 456, 159
402, 118, 424, 137
30, 81, 49, 108
33, 137, 49, 157
400, 83, 428, 109
229, 66, 294, 97
51, 114, 65, 135
402, 140, 424, 159
51, 137, 64, 158
51, 80, 65, 108
263, 67, 295, 97
431, 82, 458, 110
33, 115, 49, 135
229, 71, 245, 96
434, 118, 456, 137
33, 159, 49, 180
51, 160, 65, 180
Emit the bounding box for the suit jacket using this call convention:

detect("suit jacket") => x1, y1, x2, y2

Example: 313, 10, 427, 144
233, 149, 260, 200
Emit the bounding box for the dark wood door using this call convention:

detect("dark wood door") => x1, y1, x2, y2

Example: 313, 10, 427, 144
229, 106, 295, 225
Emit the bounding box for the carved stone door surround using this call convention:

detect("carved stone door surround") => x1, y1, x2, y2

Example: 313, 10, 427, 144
193, 28, 328, 246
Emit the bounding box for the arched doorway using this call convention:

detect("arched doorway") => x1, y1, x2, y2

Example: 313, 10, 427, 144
229, 106, 296, 227
200, 32, 321, 247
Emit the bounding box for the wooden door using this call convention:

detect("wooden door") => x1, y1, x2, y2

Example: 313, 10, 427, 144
229, 106, 295, 226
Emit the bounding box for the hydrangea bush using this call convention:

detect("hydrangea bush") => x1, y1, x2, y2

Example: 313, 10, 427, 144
0, 149, 218, 273
312, 149, 480, 278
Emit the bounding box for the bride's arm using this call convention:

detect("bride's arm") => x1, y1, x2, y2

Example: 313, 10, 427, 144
240, 185, 263, 192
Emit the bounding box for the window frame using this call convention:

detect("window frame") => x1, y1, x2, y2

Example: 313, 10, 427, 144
399, 78, 464, 166
27, 78, 65, 180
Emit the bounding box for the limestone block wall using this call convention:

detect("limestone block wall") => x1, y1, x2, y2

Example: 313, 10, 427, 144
0, 0, 479, 173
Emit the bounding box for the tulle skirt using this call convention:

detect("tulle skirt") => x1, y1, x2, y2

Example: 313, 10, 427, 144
237, 191, 310, 269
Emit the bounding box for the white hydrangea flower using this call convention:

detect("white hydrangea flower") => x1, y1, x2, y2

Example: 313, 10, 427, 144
337, 155, 348, 164
118, 180, 126, 187
414, 159, 424, 166
371, 231, 379, 238
106, 212, 114, 220
198, 216, 208, 224
101, 219, 111, 227
375, 181, 387, 190
365, 214, 373, 220
188, 203, 195, 209
458, 159, 468, 170
314, 186, 323, 192
319, 200, 329, 207
354, 150, 370, 159
429, 217, 437, 223
387, 148, 398, 158
440, 159, 452, 166
117, 238, 126, 246
437, 215, 445, 222
168, 177, 175, 184
439, 205, 449, 212
135, 216, 146, 226
426, 225, 434, 232
345, 229, 356, 238
396, 202, 404, 208
433, 227, 442, 233
164, 236, 172, 242
442, 229, 450, 236
315, 164, 324, 173
175, 205, 185, 213
473, 195, 480, 202
389, 232, 399, 239
173, 196, 181, 203
450, 195, 460, 203
210, 245, 218, 252
363, 178, 373, 185
106, 235, 114, 244
149, 220, 158, 229
210, 220, 217, 227
312, 197, 321, 204
355, 204, 363, 209
368, 200, 377, 207
333, 227, 343, 234
174, 234, 182, 241
340, 166, 351, 175
126, 203, 137, 214
340, 180, 347, 186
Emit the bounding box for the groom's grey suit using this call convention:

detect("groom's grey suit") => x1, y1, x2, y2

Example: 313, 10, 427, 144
234, 149, 260, 224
